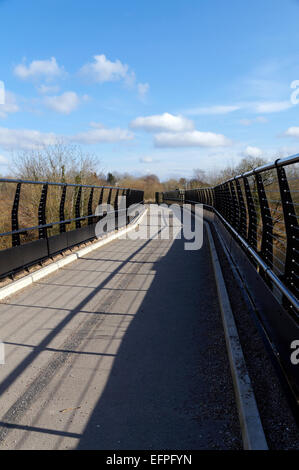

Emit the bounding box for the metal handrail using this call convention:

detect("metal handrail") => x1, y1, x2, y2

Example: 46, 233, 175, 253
161, 153, 299, 312
0, 177, 144, 279
228, 152, 299, 182
161, 154, 299, 406
0, 177, 144, 247
185, 198, 299, 313
0, 208, 129, 238
0, 177, 132, 192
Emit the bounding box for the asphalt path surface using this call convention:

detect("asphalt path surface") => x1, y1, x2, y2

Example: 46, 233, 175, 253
0, 208, 241, 449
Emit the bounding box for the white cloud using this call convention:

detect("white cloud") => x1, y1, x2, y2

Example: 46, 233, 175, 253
240, 116, 268, 126
125, 71, 136, 88
80, 54, 149, 99
184, 100, 293, 117
285, 127, 299, 138
0, 127, 57, 150
256, 116, 268, 123
37, 84, 60, 94
244, 146, 263, 158
137, 82, 149, 100
72, 122, 133, 144
239, 119, 252, 126
154, 130, 232, 148
252, 101, 292, 113
89, 122, 105, 129
80, 54, 129, 83
0, 122, 133, 150
0, 154, 8, 164
140, 156, 153, 163
0, 81, 4, 105
185, 105, 240, 115
44, 91, 82, 114
14, 57, 64, 80
131, 113, 194, 132
0, 91, 19, 118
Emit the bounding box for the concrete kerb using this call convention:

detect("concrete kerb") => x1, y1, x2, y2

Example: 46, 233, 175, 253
205, 221, 268, 450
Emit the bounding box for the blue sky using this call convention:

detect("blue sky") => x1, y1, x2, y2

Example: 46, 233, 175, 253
0, 0, 299, 179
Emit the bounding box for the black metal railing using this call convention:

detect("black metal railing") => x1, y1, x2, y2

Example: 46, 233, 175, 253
162, 153, 299, 313
0, 178, 144, 278
161, 153, 299, 407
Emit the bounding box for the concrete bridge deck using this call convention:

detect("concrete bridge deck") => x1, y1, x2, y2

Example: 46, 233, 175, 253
0, 212, 243, 449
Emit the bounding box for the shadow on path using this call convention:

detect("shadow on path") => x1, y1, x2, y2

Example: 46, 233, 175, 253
77, 228, 241, 450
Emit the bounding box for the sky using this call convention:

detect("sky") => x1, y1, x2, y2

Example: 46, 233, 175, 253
0, 0, 299, 180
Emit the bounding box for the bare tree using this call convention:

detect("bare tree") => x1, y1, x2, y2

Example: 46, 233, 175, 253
12, 141, 102, 184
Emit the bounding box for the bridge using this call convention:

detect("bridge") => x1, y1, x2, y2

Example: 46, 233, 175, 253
0, 154, 298, 450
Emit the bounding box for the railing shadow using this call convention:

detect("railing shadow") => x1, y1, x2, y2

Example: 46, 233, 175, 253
0, 215, 241, 449
0, 235, 158, 441
76, 227, 241, 450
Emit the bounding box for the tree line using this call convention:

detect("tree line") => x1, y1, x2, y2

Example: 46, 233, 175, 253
3, 143, 274, 201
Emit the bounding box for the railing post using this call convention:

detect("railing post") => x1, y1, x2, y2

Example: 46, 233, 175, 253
120, 188, 126, 215
75, 186, 82, 229
132, 190, 137, 205
229, 180, 239, 231
120, 189, 127, 226
207, 188, 212, 207
243, 176, 257, 250
224, 183, 232, 223
214, 186, 221, 213
125, 189, 131, 224
255, 173, 273, 270
276, 164, 299, 299
107, 188, 112, 206
11, 183, 21, 247
95, 188, 105, 223
211, 188, 216, 208
220, 184, 226, 218
59, 185, 67, 233
98, 188, 104, 206
38, 184, 48, 239
206, 188, 210, 206
88, 188, 94, 225
114, 188, 119, 229
105, 188, 112, 230
235, 178, 247, 239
